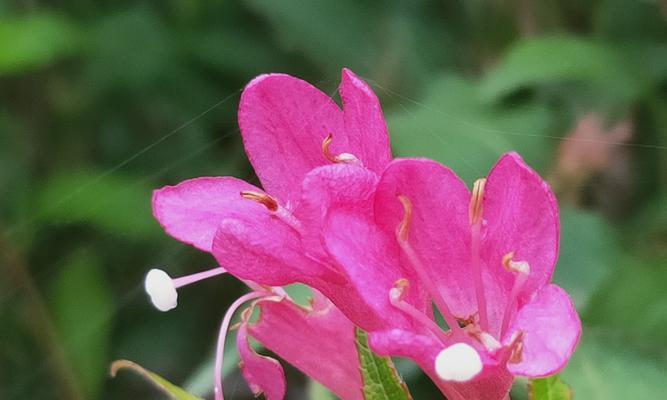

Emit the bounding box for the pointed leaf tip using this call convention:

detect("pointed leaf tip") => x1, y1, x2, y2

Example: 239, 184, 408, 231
110, 359, 204, 400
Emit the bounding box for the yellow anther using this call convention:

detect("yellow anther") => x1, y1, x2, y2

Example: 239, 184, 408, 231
397, 195, 413, 242
240, 191, 279, 212
321, 133, 359, 164
469, 178, 486, 225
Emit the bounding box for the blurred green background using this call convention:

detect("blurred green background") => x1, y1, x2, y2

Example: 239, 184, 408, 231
0, 1, 665, 399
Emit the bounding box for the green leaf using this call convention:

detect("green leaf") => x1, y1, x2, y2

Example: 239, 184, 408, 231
110, 360, 204, 400
528, 375, 572, 400
479, 36, 638, 102
35, 170, 160, 240
0, 14, 81, 75
50, 249, 113, 398
355, 328, 412, 400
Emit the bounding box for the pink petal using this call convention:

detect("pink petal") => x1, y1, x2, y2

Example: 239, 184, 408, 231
504, 284, 581, 377
237, 322, 286, 400
238, 70, 392, 206
295, 163, 378, 258
339, 69, 392, 173
152, 177, 260, 251
323, 208, 426, 331
369, 330, 513, 400
248, 297, 363, 400
238, 73, 345, 205
374, 158, 477, 318
212, 208, 341, 287
482, 152, 560, 313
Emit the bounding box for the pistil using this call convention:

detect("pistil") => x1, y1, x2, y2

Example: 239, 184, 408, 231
145, 267, 228, 312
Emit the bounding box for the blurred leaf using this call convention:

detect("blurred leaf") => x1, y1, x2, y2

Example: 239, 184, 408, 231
585, 257, 667, 347
246, 0, 375, 72
35, 170, 160, 239
183, 346, 239, 396
561, 334, 667, 399
528, 375, 572, 400
111, 359, 204, 400
308, 380, 336, 400
553, 207, 616, 308
0, 13, 81, 75
355, 329, 412, 400
479, 36, 639, 102
50, 249, 113, 398
386, 74, 553, 183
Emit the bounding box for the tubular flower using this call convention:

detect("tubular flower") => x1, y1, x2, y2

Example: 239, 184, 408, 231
146, 69, 399, 399
324, 153, 581, 399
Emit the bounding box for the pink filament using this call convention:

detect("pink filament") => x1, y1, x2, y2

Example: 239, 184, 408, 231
470, 222, 489, 331
398, 241, 463, 335
214, 291, 268, 400
172, 267, 228, 289
390, 294, 450, 344
500, 272, 528, 338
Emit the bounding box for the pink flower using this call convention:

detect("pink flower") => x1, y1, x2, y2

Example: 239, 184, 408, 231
323, 153, 582, 399
146, 69, 394, 399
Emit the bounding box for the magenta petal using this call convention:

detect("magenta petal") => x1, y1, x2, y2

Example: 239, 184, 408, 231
504, 284, 581, 377
339, 69, 392, 173
375, 158, 476, 318
323, 208, 424, 331
369, 330, 513, 400
212, 210, 339, 287
296, 164, 378, 257
238, 73, 345, 205
248, 297, 363, 400
237, 322, 286, 400
152, 177, 260, 251
483, 152, 560, 307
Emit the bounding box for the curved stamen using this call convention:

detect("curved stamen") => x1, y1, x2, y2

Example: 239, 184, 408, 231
214, 291, 270, 400
397, 195, 463, 335
389, 279, 450, 343
321, 133, 360, 164
469, 178, 489, 331
240, 191, 279, 212
500, 253, 530, 337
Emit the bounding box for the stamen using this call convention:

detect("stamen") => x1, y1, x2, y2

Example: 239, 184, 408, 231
435, 343, 483, 382
240, 191, 278, 212
389, 279, 449, 343
214, 291, 270, 400
321, 133, 360, 164
505, 331, 526, 364
144, 269, 178, 312
469, 178, 486, 225
469, 178, 489, 331
500, 253, 531, 337
396, 195, 463, 335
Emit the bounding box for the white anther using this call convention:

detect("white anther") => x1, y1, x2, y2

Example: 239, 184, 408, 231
509, 260, 530, 275
144, 269, 178, 312
435, 343, 483, 382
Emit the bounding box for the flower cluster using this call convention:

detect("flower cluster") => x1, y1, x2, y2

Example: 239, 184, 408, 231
144, 69, 581, 400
